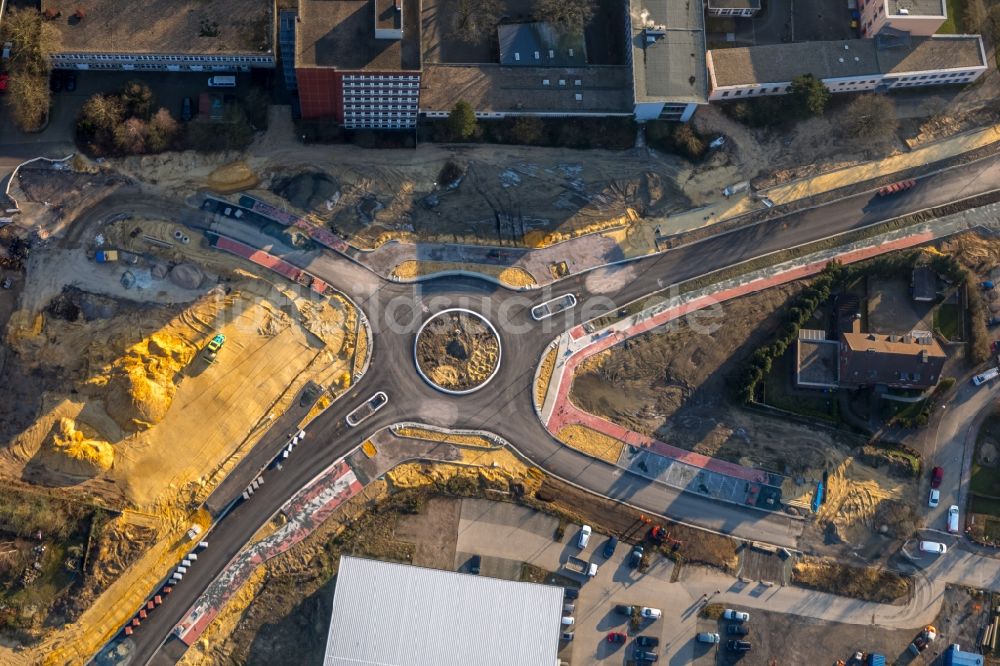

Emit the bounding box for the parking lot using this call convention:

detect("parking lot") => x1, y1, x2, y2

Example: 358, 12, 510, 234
730, 0, 856, 47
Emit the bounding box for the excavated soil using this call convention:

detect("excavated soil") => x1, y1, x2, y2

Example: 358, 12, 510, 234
415, 311, 499, 391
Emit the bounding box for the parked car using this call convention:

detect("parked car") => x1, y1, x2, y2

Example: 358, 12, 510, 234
181, 96, 193, 121
723, 609, 750, 622
1, 277, 12, 289
973, 368, 999, 386
0, 73, 8, 93
635, 635, 659, 647
49, 71, 62, 92
630, 545, 644, 568
633, 649, 659, 662
469, 554, 481, 574
563, 587, 579, 600
561, 630, 574, 641
948, 505, 960, 534
640, 607, 662, 620
727, 640, 752, 652
928, 488, 940, 508
563, 601, 575, 614
697, 632, 721, 644
578, 525, 592, 549
561, 616, 575, 627
930, 466, 944, 489
606, 632, 627, 644
603, 536, 619, 558
64, 71, 76, 92
727, 624, 749, 636
615, 604, 634, 616
919, 540, 947, 554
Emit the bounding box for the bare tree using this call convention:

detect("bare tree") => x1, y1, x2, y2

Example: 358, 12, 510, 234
0, 7, 62, 76
114, 117, 149, 154
964, 0, 988, 33
536, 0, 596, 34
5, 74, 49, 131
839, 94, 898, 142
449, 0, 501, 44
147, 108, 180, 152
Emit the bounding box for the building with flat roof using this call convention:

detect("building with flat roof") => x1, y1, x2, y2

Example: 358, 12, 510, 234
630, 0, 708, 122
706, 35, 986, 101
323, 555, 564, 666
43, 0, 275, 72
795, 330, 840, 389
861, 0, 947, 38
707, 0, 762, 18
911, 266, 937, 302
294, 0, 421, 128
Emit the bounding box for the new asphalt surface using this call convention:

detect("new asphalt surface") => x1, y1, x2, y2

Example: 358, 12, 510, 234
85, 152, 1000, 665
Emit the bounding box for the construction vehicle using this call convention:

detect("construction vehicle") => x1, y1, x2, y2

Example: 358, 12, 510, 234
908, 625, 936, 656
95, 250, 119, 263
203, 333, 225, 363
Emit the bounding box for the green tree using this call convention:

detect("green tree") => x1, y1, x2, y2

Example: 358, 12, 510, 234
5, 73, 49, 131
536, 0, 596, 34
450, 0, 501, 44
839, 93, 897, 141
445, 100, 477, 141
787, 74, 830, 118
510, 116, 544, 144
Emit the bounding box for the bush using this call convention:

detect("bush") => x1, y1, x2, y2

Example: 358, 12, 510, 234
445, 101, 477, 141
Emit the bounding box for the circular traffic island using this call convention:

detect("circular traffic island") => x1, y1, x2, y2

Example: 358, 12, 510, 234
414, 308, 502, 394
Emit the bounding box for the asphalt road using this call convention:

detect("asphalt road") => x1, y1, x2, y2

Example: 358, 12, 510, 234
79, 150, 1000, 665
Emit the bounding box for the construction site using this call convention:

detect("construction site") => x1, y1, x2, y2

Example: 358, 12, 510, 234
0, 163, 362, 651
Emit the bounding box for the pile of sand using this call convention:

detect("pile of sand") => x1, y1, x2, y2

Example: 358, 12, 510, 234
41, 417, 114, 476
205, 162, 259, 194
96, 332, 195, 432
169, 263, 205, 290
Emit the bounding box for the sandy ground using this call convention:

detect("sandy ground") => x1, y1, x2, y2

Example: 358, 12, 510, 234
555, 424, 624, 464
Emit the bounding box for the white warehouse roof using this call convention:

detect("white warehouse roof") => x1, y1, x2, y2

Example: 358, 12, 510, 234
323, 555, 565, 666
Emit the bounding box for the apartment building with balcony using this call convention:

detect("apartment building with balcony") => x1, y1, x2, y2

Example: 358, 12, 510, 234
706, 34, 986, 101
859, 0, 947, 38
294, 0, 421, 129
42, 0, 275, 72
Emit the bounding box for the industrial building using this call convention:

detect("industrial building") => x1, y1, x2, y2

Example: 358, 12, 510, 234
322, 555, 565, 666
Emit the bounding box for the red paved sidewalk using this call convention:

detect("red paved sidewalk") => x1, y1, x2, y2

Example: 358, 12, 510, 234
550, 231, 938, 479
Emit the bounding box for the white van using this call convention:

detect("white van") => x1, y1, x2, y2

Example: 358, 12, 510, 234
919, 540, 947, 554
207, 75, 236, 88
947, 505, 960, 534
973, 367, 999, 386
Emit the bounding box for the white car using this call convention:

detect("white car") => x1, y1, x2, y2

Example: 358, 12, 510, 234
948, 505, 960, 534
640, 607, 662, 620
577, 525, 592, 549
928, 488, 940, 508
561, 616, 575, 626
723, 609, 750, 622
697, 632, 721, 644
919, 540, 947, 554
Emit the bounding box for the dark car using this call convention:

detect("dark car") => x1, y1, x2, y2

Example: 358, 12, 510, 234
603, 536, 619, 558
630, 545, 644, 568
606, 631, 626, 644
633, 649, 659, 662
727, 624, 749, 636
727, 640, 752, 652
614, 604, 634, 616
49, 71, 62, 92
563, 587, 579, 600
469, 555, 481, 575
181, 96, 193, 121
64, 71, 76, 92
930, 466, 943, 489
635, 635, 659, 648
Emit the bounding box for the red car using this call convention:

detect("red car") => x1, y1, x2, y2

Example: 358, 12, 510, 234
607, 632, 627, 644
0, 74, 8, 92
931, 466, 943, 489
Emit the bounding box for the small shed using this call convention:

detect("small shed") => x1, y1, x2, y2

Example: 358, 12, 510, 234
912, 266, 937, 302
944, 644, 985, 666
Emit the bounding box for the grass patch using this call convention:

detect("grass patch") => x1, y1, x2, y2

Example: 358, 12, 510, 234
970, 414, 1000, 504
792, 557, 911, 603
761, 350, 839, 422
934, 302, 961, 341
971, 495, 1000, 516
519, 562, 549, 583
937, 0, 965, 34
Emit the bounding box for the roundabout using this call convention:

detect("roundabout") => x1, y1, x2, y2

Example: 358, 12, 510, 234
413, 308, 502, 395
